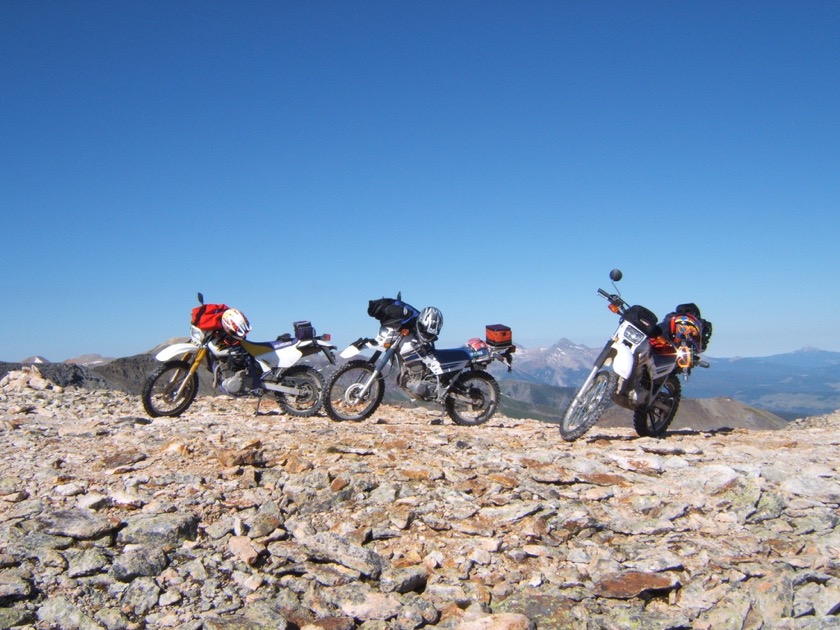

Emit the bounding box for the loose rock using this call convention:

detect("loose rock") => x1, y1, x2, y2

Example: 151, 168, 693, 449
1, 373, 839, 628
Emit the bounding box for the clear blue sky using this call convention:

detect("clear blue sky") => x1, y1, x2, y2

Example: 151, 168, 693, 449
2, 1, 838, 362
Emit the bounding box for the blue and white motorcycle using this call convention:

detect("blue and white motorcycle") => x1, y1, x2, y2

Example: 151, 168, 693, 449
323, 295, 515, 425
560, 270, 710, 441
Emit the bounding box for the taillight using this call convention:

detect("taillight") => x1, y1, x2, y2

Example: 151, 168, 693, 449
323, 333, 331, 341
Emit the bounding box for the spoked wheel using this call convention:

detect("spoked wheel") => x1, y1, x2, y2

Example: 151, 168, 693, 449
560, 370, 617, 442
141, 360, 199, 418
445, 371, 500, 426
273, 365, 325, 417
324, 360, 384, 422
633, 374, 681, 438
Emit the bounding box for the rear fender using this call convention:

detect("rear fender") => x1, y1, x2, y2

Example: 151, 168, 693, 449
296, 339, 337, 364
319, 339, 337, 364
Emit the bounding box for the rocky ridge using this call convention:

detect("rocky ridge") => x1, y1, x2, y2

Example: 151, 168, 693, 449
1, 366, 839, 629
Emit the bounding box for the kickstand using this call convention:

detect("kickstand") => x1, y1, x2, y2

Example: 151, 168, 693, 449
255, 397, 263, 416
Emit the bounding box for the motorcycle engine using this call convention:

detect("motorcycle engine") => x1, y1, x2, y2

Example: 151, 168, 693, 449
399, 364, 437, 400
216, 349, 258, 395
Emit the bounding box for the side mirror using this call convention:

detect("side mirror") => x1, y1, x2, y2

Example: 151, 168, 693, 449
609, 269, 623, 282
197, 292, 205, 305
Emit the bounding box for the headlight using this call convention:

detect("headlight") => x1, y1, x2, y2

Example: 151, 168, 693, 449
623, 325, 646, 345
376, 325, 400, 346
190, 325, 205, 344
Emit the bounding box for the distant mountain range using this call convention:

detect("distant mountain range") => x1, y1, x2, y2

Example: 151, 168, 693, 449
6, 340, 838, 425
490, 340, 840, 420
679, 348, 840, 418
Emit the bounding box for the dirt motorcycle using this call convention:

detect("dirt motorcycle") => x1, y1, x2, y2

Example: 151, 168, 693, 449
323, 295, 515, 425
560, 270, 710, 441
142, 293, 335, 418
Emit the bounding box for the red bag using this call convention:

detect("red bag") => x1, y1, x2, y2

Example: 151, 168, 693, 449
191, 303, 229, 331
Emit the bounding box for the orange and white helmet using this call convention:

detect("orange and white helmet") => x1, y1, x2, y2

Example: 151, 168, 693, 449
221, 308, 251, 339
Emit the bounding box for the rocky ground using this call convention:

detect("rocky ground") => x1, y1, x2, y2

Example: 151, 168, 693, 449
0, 366, 839, 630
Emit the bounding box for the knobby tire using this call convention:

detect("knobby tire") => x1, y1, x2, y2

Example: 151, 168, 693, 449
274, 365, 325, 417
445, 370, 500, 426
324, 360, 384, 422
141, 360, 199, 418
633, 374, 681, 438
560, 370, 617, 442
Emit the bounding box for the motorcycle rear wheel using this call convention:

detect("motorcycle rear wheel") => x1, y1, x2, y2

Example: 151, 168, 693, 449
633, 374, 681, 438
141, 360, 199, 418
324, 360, 384, 422
445, 370, 499, 426
560, 370, 617, 442
273, 365, 325, 417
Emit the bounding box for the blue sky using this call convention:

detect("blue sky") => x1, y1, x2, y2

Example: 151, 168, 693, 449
2, 1, 838, 362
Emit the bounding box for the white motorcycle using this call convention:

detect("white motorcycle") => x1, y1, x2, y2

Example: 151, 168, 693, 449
323, 295, 515, 425
560, 270, 710, 441
142, 293, 335, 418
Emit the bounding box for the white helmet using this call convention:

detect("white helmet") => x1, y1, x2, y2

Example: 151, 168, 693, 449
416, 306, 443, 343
221, 308, 251, 339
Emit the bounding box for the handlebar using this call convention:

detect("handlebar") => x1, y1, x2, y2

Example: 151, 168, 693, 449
597, 287, 627, 312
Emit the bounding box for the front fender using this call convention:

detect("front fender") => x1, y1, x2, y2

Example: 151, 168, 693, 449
155, 343, 199, 362
340, 345, 362, 360
339, 337, 378, 360
612, 343, 635, 380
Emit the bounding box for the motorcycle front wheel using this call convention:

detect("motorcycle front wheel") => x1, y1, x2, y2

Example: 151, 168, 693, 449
324, 360, 384, 422
141, 360, 199, 418
560, 370, 617, 442
273, 365, 325, 417
445, 370, 500, 426
633, 374, 681, 438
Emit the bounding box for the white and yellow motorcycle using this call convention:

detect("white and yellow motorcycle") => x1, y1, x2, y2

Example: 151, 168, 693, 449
142, 293, 335, 418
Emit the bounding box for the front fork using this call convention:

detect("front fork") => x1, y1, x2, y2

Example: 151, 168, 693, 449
569, 340, 615, 409
350, 344, 398, 401
174, 346, 207, 399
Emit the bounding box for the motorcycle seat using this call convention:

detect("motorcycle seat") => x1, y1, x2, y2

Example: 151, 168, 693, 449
241, 339, 296, 355
432, 348, 472, 364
